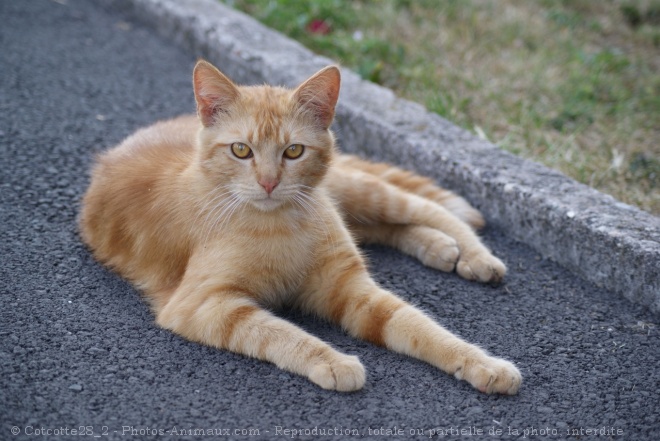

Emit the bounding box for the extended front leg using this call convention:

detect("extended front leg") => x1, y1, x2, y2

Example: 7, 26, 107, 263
155, 277, 365, 391
297, 242, 522, 394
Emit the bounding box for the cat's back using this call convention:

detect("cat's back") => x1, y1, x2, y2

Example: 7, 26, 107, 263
81, 114, 198, 220
79, 115, 199, 292
100, 114, 198, 167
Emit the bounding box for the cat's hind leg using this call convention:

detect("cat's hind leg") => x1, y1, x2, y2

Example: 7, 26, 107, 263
329, 167, 506, 283
336, 155, 485, 230
351, 223, 460, 273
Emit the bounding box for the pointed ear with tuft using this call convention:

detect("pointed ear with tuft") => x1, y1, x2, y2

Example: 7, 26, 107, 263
192, 60, 241, 127
293, 66, 341, 130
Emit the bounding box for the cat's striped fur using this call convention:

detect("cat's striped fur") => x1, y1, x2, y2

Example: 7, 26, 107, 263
79, 60, 521, 394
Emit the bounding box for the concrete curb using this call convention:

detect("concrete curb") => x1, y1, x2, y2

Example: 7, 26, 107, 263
101, 0, 659, 314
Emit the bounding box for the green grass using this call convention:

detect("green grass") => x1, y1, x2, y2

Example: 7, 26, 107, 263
224, 0, 660, 214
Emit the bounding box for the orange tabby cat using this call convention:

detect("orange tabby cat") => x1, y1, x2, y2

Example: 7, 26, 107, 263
79, 60, 521, 394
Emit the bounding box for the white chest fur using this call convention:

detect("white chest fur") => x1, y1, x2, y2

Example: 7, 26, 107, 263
198, 204, 324, 307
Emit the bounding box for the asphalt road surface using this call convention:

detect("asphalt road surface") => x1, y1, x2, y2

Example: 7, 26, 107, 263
1, 1, 658, 440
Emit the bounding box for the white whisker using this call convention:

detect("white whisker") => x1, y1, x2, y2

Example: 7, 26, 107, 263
201, 193, 243, 249
296, 188, 338, 256
190, 185, 233, 238
214, 194, 244, 234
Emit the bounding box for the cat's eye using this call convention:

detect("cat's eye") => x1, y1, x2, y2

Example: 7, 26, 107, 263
283, 144, 305, 159
231, 142, 253, 159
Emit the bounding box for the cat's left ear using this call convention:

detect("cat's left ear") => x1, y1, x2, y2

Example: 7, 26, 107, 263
193, 60, 241, 127
293, 66, 340, 130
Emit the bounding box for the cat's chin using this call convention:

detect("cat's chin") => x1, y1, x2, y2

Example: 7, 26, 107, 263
249, 198, 286, 212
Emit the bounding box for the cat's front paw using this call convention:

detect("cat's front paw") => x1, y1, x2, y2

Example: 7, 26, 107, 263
308, 355, 365, 392
456, 251, 506, 283
455, 356, 522, 395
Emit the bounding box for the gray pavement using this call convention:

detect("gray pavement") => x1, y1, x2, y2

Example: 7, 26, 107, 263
1, 1, 658, 440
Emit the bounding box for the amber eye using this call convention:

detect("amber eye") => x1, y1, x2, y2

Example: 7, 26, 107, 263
283, 144, 305, 159
231, 142, 252, 159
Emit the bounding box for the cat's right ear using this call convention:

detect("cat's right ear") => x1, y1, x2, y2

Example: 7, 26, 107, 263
193, 60, 240, 127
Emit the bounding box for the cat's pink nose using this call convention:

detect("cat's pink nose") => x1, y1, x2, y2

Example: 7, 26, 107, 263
259, 179, 279, 195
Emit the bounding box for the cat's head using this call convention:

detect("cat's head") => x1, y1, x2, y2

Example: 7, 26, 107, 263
192, 60, 340, 212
